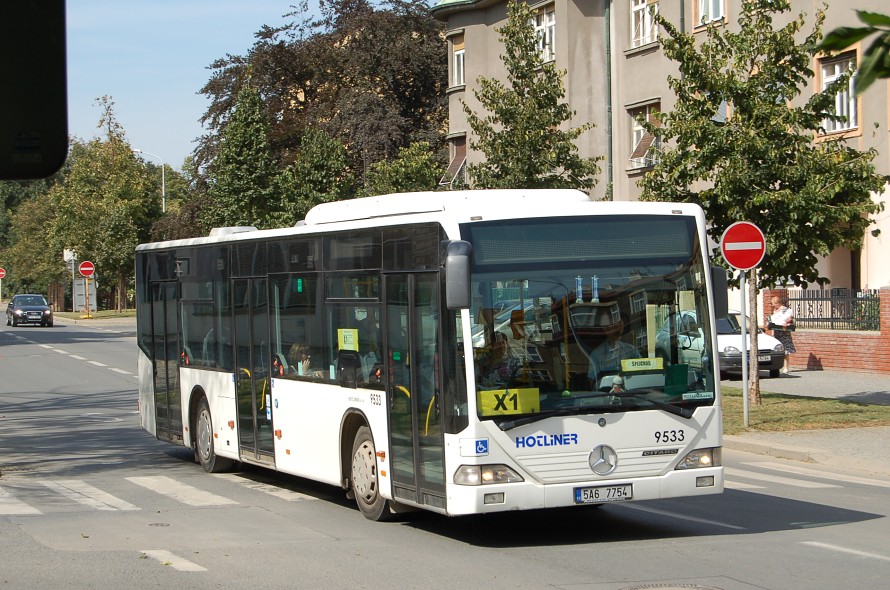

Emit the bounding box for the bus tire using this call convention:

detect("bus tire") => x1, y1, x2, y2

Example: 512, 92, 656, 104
195, 397, 233, 473
351, 426, 392, 521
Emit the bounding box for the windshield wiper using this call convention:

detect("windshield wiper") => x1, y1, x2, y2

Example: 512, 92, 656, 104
497, 391, 694, 430
498, 408, 577, 431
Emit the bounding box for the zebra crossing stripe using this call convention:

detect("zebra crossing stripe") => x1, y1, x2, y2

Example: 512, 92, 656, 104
41, 480, 139, 511
0, 486, 42, 515
212, 473, 317, 501
141, 549, 207, 572
725, 467, 841, 488
126, 475, 238, 506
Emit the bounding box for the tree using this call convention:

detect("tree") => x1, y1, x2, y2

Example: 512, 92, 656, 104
363, 141, 444, 196
196, 0, 447, 190
640, 0, 886, 404
203, 83, 279, 229
50, 98, 160, 311
277, 128, 355, 222
462, 0, 601, 190
820, 10, 890, 94
2, 191, 65, 294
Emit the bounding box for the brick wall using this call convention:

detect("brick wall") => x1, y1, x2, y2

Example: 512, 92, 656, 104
763, 286, 890, 374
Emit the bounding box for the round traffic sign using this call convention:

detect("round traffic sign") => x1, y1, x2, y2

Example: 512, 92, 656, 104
79, 261, 96, 277
720, 222, 766, 271
0, 267, 6, 279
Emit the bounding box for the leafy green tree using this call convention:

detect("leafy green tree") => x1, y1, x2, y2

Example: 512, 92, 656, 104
363, 141, 443, 196
197, 0, 447, 189
462, 0, 601, 190
2, 191, 65, 294
50, 98, 160, 310
820, 10, 890, 94
641, 0, 886, 402
204, 83, 279, 229
278, 128, 355, 222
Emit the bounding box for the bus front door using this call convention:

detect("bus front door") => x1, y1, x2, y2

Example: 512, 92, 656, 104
150, 281, 183, 443
385, 273, 446, 509
233, 278, 275, 466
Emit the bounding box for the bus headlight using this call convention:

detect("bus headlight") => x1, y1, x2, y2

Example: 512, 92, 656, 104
675, 448, 721, 470
453, 464, 524, 485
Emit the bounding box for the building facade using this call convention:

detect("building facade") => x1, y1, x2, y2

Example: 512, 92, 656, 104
432, 0, 890, 292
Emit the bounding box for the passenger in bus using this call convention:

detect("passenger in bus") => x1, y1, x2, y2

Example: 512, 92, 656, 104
479, 331, 521, 387
587, 312, 640, 389
287, 343, 316, 376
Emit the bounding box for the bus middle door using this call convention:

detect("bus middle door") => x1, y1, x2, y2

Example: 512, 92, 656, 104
233, 277, 275, 466
384, 273, 446, 509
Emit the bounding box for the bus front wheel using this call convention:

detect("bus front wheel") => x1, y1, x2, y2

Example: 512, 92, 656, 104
351, 426, 392, 521
195, 398, 233, 473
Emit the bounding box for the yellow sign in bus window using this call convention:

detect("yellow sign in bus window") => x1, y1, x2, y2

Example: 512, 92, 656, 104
621, 357, 663, 373
478, 388, 540, 416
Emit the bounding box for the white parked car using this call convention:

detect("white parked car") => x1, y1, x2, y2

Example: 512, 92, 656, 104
655, 310, 784, 379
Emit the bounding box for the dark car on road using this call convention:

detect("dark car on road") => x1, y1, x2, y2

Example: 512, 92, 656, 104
6, 294, 54, 327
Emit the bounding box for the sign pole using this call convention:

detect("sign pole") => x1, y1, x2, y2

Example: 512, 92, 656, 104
740, 271, 749, 428
720, 221, 766, 431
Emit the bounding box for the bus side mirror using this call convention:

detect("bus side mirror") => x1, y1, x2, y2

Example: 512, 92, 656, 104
711, 266, 728, 319
445, 240, 472, 310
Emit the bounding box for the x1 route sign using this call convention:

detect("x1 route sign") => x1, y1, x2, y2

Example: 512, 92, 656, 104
79, 260, 95, 277
720, 222, 766, 271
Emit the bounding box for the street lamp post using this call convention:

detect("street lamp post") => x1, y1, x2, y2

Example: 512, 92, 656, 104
132, 149, 166, 213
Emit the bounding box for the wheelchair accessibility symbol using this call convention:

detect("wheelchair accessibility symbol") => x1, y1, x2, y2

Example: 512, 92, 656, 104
475, 439, 489, 455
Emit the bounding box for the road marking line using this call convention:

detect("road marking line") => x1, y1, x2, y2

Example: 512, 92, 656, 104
110, 368, 132, 375
801, 542, 890, 563
211, 473, 317, 501
87, 360, 107, 367
126, 476, 238, 506
69, 355, 87, 360
53, 349, 69, 354
38, 344, 52, 349
745, 461, 890, 488
0, 486, 43, 515
621, 503, 746, 530
725, 467, 841, 488
724, 480, 765, 490
141, 549, 207, 572
42, 480, 139, 511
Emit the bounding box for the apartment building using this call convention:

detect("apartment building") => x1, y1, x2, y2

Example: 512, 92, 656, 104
432, 0, 890, 291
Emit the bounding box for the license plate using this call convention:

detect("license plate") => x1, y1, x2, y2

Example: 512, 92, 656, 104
574, 484, 632, 504
758, 354, 770, 362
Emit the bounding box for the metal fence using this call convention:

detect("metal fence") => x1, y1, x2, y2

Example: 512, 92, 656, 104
786, 288, 881, 331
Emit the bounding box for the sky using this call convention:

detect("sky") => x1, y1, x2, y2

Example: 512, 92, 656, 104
66, 1, 313, 171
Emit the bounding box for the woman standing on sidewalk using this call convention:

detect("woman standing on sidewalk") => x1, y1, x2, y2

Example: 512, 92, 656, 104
769, 295, 796, 374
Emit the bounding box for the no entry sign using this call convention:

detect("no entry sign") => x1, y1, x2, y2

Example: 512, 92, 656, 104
0, 267, 6, 279
79, 260, 95, 277
721, 222, 766, 271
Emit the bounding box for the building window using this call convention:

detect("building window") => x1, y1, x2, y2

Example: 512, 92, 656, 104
629, 103, 661, 170
452, 34, 465, 87
821, 54, 857, 133
631, 0, 658, 48
440, 136, 467, 189
533, 6, 556, 62
697, 0, 724, 26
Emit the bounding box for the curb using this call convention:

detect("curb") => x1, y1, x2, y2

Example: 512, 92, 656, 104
723, 435, 890, 477
723, 435, 829, 463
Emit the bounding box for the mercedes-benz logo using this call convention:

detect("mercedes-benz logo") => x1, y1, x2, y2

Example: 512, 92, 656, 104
588, 444, 618, 475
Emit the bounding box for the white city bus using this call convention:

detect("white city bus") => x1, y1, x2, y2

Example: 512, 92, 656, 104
135, 189, 728, 520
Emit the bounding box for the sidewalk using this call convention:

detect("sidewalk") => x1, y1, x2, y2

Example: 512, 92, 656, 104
722, 368, 890, 476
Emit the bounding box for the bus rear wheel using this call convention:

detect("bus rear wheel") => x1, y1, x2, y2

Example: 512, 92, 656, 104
351, 426, 392, 521
195, 398, 233, 473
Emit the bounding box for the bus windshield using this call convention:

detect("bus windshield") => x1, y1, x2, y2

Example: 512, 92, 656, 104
462, 214, 716, 424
